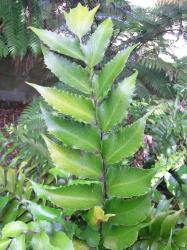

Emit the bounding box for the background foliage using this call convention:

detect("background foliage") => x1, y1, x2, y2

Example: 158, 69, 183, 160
0, 0, 186, 249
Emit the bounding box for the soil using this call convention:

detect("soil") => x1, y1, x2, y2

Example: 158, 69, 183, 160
0, 101, 27, 128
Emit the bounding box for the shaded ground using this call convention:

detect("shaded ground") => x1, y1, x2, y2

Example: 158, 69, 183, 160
0, 101, 27, 128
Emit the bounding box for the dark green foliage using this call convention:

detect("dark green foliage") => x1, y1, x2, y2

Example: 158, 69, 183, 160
0, 0, 41, 59
0, 98, 51, 177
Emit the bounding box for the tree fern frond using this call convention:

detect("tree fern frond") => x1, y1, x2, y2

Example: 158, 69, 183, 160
139, 57, 174, 77
0, 0, 41, 59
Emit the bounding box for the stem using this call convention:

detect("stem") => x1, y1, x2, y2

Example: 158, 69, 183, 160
88, 67, 107, 202
87, 67, 106, 248
100, 131, 107, 200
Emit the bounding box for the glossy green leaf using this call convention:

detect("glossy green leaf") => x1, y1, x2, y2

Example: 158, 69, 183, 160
2, 200, 19, 224
95, 45, 137, 100
160, 211, 181, 238
151, 241, 165, 250
83, 19, 113, 67
31, 181, 103, 210
2, 221, 28, 239
0, 195, 10, 213
102, 118, 146, 164
107, 166, 156, 198
51, 232, 74, 250
98, 71, 137, 131
150, 212, 169, 239
9, 235, 26, 250
27, 201, 62, 222
30, 27, 84, 61
27, 83, 95, 123
31, 232, 55, 250
64, 3, 99, 39
6, 169, 16, 193
42, 46, 90, 94
42, 109, 100, 152
103, 224, 139, 250
0, 239, 11, 250
174, 226, 187, 247
76, 226, 100, 248
44, 137, 102, 180
164, 231, 172, 250
105, 195, 151, 226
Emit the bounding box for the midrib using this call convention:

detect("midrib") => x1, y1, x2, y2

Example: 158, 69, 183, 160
48, 192, 98, 202
110, 171, 154, 190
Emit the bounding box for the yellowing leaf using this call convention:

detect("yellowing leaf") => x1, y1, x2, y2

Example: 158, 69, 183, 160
84, 206, 115, 229
64, 4, 99, 39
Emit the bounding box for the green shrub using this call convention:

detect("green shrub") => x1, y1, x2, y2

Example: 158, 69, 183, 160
27, 4, 156, 249
1, 4, 187, 250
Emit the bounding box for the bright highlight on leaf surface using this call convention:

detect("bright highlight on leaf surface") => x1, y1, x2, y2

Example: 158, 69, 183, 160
27, 82, 95, 124
29, 27, 84, 61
